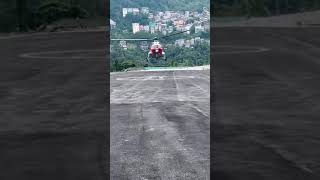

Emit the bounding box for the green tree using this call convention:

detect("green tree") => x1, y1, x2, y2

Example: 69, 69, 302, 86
16, 0, 28, 31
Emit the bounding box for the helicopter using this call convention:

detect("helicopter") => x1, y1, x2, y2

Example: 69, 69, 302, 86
148, 36, 166, 61
111, 30, 190, 66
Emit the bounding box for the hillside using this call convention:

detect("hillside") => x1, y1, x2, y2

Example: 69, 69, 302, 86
110, 0, 209, 19
0, 0, 106, 32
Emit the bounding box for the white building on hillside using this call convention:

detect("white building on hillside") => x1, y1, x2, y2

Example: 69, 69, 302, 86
185, 11, 190, 18
132, 8, 140, 15
150, 27, 155, 34
144, 25, 150, 32
110, 19, 116, 29
162, 29, 167, 35
175, 39, 185, 47
190, 38, 195, 45
184, 24, 193, 34
123, 8, 128, 17
185, 40, 191, 48
168, 26, 174, 33
158, 11, 164, 17
141, 7, 149, 14
123, 8, 140, 17
194, 37, 201, 43
195, 25, 205, 33
132, 23, 140, 34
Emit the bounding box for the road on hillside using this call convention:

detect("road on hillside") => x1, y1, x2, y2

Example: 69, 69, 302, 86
110, 70, 210, 179
0, 31, 108, 180
213, 27, 320, 180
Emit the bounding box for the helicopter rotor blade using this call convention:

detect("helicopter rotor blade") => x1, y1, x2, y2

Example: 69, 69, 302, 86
111, 29, 192, 42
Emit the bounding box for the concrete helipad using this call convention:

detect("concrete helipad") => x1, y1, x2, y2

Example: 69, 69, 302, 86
111, 70, 210, 179
213, 27, 320, 180
0, 31, 108, 180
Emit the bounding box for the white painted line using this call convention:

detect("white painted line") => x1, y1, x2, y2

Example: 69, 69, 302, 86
214, 45, 271, 54
116, 76, 195, 81
19, 49, 106, 59
0, 29, 106, 40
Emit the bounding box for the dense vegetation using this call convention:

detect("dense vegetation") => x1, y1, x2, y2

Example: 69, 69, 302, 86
113, 13, 150, 32
0, 0, 107, 32
110, 17, 210, 71
110, 42, 210, 72
213, 0, 320, 17
111, 27, 210, 71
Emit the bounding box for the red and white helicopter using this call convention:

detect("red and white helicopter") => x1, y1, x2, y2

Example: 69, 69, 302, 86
148, 36, 166, 61
111, 30, 190, 65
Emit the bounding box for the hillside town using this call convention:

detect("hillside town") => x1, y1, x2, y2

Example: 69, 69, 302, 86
111, 7, 210, 49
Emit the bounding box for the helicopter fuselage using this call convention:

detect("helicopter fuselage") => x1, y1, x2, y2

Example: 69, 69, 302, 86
148, 40, 166, 60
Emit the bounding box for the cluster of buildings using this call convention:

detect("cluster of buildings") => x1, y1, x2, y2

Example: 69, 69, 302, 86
114, 7, 210, 35
122, 7, 150, 17
111, 7, 210, 50
174, 37, 209, 48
